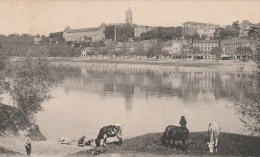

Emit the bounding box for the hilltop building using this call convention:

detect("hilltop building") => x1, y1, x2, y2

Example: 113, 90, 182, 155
63, 23, 106, 43
182, 21, 219, 39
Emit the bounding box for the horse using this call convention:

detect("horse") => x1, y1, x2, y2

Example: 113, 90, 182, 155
95, 124, 123, 147
207, 122, 221, 153
161, 125, 189, 154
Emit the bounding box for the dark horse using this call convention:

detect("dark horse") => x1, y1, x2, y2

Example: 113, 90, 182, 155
95, 125, 123, 147
161, 125, 189, 154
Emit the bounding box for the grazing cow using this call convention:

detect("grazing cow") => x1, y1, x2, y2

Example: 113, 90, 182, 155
161, 125, 189, 154
95, 124, 123, 147
58, 137, 72, 145
207, 122, 221, 153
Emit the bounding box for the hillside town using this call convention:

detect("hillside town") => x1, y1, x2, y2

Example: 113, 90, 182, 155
0, 8, 259, 62
41, 8, 260, 61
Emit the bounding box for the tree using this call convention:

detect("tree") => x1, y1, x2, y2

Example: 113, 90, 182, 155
7, 53, 54, 118
249, 29, 260, 41
104, 24, 134, 42
234, 72, 260, 136
132, 43, 146, 57
236, 47, 253, 61
98, 48, 108, 59
192, 47, 201, 55
218, 26, 239, 40
211, 47, 223, 61
141, 27, 182, 41
147, 42, 163, 59
0, 46, 10, 96
233, 45, 260, 136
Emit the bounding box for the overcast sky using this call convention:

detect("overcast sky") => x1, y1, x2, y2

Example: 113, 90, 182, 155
0, 0, 259, 35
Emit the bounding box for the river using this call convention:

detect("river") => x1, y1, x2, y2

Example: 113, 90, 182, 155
36, 63, 248, 141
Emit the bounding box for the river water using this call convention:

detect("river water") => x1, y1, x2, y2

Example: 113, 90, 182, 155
36, 63, 248, 141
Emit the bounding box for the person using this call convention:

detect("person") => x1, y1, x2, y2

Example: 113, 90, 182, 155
25, 134, 32, 156
78, 136, 86, 147
179, 116, 187, 128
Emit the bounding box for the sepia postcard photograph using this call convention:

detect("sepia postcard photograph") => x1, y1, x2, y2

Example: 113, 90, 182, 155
0, 0, 260, 156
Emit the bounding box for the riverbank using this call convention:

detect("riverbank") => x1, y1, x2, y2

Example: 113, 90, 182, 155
50, 57, 257, 73
1, 132, 259, 157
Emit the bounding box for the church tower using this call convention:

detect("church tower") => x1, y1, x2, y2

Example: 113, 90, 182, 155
125, 7, 133, 24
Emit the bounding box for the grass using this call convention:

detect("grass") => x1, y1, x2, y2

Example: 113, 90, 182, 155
73, 132, 260, 156
0, 146, 22, 156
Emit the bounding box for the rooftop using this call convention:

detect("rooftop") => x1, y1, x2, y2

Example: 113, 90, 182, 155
183, 21, 219, 26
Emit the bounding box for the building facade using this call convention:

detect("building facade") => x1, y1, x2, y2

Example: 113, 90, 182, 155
220, 39, 257, 56
134, 26, 154, 37
63, 23, 106, 43
81, 47, 96, 57
162, 40, 187, 56
192, 40, 219, 53
182, 21, 219, 39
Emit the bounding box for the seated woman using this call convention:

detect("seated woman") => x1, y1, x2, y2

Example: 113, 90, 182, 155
78, 136, 86, 147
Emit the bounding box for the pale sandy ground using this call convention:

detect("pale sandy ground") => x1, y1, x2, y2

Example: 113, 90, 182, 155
53, 58, 258, 73
0, 137, 204, 157
0, 136, 93, 157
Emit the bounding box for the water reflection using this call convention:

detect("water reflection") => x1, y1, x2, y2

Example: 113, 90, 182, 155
37, 64, 249, 140
57, 64, 246, 108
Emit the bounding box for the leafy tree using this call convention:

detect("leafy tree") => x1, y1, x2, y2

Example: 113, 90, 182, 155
132, 43, 146, 57
147, 42, 163, 59
234, 72, 260, 136
192, 47, 201, 55
233, 45, 260, 136
236, 47, 253, 60
47, 45, 80, 57
0, 46, 10, 96
7, 53, 54, 118
219, 26, 240, 40
104, 24, 134, 42
249, 29, 260, 41
141, 27, 182, 41
98, 48, 108, 59
161, 50, 170, 58
211, 47, 223, 61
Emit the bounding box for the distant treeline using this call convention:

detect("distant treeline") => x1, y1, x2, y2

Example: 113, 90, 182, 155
0, 34, 80, 57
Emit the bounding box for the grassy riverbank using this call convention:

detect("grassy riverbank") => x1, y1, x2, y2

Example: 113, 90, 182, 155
1, 132, 259, 156
73, 132, 260, 157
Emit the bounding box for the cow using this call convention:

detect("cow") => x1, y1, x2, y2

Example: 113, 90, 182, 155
58, 137, 73, 145
95, 124, 123, 147
207, 122, 221, 153
161, 125, 189, 154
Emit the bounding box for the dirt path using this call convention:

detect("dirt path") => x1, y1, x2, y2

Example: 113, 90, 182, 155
0, 137, 93, 157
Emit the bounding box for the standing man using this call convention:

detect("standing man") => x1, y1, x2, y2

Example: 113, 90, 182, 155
25, 134, 32, 156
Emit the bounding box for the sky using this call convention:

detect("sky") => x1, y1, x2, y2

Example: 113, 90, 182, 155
0, 0, 260, 35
